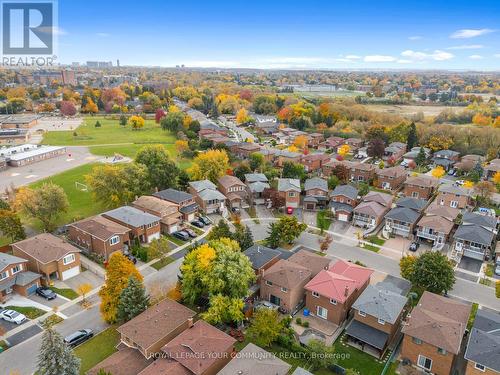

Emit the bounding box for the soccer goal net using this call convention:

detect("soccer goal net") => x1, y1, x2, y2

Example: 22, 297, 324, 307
75, 181, 88, 191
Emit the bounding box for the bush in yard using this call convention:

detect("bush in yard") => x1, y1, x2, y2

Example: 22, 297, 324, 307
296, 317, 302, 325
307, 339, 337, 370
496, 281, 500, 298
266, 216, 307, 248
246, 308, 283, 348
117, 276, 150, 323
36, 327, 80, 375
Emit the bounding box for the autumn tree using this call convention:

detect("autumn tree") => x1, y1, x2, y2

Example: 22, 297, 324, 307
59, 101, 77, 116
135, 145, 179, 190
246, 308, 283, 348
14, 183, 68, 232
76, 283, 93, 304
117, 276, 150, 323
161, 112, 184, 133
338, 144, 350, 157
401, 252, 455, 294
493, 171, 500, 185
332, 164, 350, 183
236, 108, 251, 124
187, 149, 229, 182
99, 253, 143, 323
155, 108, 166, 123
318, 234, 333, 253
399, 255, 416, 281
426, 135, 453, 152
82, 98, 98, 113
431, 165, 446, 179
202, 294, 244, 324
128, 115, 145, 130
474, 181, 496, 202
37, 327, 80, 375
266, 216, 307, 248
293, 135, 308, 149
367, 139, 385, 159
0, 209, 25, 242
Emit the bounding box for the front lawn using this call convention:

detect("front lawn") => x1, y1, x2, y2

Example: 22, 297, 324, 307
4, 306, 46, 319
49, 286, 79, 300
333, 340, 388, 374
361, 235, 385, 252
74, 327, 119, 375
316, 210, 332, 232
151, 256, 175, 270
166, 234, 187, 246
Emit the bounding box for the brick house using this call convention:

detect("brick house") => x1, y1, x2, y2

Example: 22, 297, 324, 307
231, 142, 261, 158
0, 253, 41, 302
383, 142, 407, 163
329, 185, 359, 222
346, 285, 408, 358
132, 196, 182, 234
102, 206, 161, 244
451, 212, 497, 262
12, 233, 81, 282
277, 178, 301, 208
260, 259, 312, 313
304, 260, 373, 325
67, 215, 131, 260
344, 138, 364, 152
301, 153, 330, 173
217, 175, 248, 209
455, 154, 484, 173
244, 173, 270, 204
375, 166, 406, 191
403, 175, 439, 200
318, 136, 344, 152
189, 180, 227, 214
347, 161, 376, 183
432, 150, 460, 171
435, 184, 473, 209
153, 188, 199, 222
288, 249, 331, 277
243, 244, 282, 282
352, 191, 393, 229
401, 291, 471, 375
415, 204, 459, 249
307, 133, 325, 148
321, 158, 345, 177
275, 150, 301, 167
304, 177, 329, 210
384, 197, 427, 238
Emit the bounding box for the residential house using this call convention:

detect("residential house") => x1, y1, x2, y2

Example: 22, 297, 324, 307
304, 260, 373, 325
401, 291, 471, 375
347, 161, 376, 183
153, 188, 199, 222
217, 175, 248, 209
288, 249, 331, 277
345, 284, 408, 358
318, 136, 344, 152
301, 153, 330, 173
277, 178, 301, 208
67, 215, 131, 260
464, 309, 500, 374
12, 233, 81, 281
451, 212, 497, 262
402, 147, 431, 165
0, 253, 41, 302
189, 180, 227, 214
432, 150, 460, 171
384, 197, 427, 238
307, 133, 325, 148
132, 196, 182, 234
455, 154, 484, 173
231, 142, 261, 158
352, 191, 393, 229
436, 184, 473, 209
375, 166, 407, 191
88, 298, 196, 375
218, 343, 291, 375
484, 159, 500, 181
383, 143, 406, 163
244, 173, 270, 204
304, 177, 329, 210
403, 175, 439, 200
275, 150, 301, 167
415, 204, 459, 248
356, 146, 368, 159
244, 244, 281, 282
345, 138, 364, 152
102, 206, 161, 244
330, 185, 359, 222
321, 158, 344, 177
260, 259, 312, 313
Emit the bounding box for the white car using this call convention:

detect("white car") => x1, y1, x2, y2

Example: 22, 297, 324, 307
455, 180, 465, 186
0, 309, 27, 325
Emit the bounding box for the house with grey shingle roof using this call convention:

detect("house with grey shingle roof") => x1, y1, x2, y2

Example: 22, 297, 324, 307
384, 197, 426, 238
304, 177, 329, 210
0, 253, 41, 302
244, 173, 270, 204
452, 212, 497, 262
188, 180, 227, 214
153, 188, 198, 221
345, 284, 408, 358
277, 178, 301, 208
102, 206, 161, 244
432, 149, 460, 171
464, 309, 500, 373
436, 183, 472, 209
329, 185, 359, 222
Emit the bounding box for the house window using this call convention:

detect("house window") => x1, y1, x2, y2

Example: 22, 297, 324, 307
412, 191, 419, 198
288, 192, 296, 197
378, 318, 385, 325
474, 363, 486, 372
358, 310, 366, 317
266, 280, 273, 286
63, 254, 75, 265
11, 264, 22, 274
281, 287, 288, 293
0, 271, 8, 281
412, 337, 422, 345
330, 299, 337, 305
417, 355, 432, 371
312, 291, 320, 298
450, 201, 458, 208
437, 347, 447, 355
109, 235, 120, 245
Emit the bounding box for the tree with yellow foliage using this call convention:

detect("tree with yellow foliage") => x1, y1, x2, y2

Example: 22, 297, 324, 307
431, 166, 446, 179
293, 135, 308, 149
168, 104, 180, 113
338, 144, 351, 157
188, 149, 229, 183
182, 115, 192, 129
128, 115, 145, 130
82, 98, 98, 114
175, 140, 189, 155
287, 145, 299, 153
236, 108, 251, 125
463, 180, 474, 189
99, 252, 143, 323
425, 135, 453, 152
472, 113, 492, 126
493, 171, 500, 185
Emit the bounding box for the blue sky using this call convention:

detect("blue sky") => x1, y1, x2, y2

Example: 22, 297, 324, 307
56, 0, 500, 70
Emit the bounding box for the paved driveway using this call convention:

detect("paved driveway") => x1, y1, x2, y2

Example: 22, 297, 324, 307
60, 270, 104, 291
0, 317, 29, 334
458, 257, 483, 274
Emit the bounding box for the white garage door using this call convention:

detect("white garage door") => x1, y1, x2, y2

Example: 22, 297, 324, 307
147, 232, 161, 243
338, 213, 349, 222
187, 213, 195, 222
61, 266, 80, 281
288, 201, 299, 208
169, 225, 178, 234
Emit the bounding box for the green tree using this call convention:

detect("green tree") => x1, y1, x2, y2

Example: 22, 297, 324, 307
202, 294, 244, 324
282, 162, 305, 180
402, 252, 455, 294
117, 276, 150, 323
160, 112, 184, 133
407, 122, 418, 150
358, 182, 369, 196
415, 147, 427, 166
327, 175, 340, 190
246, 308, 282, 348
234, 224, 254, 251
207, 220, 233, 241
119, 114, 127, 126
14, 183, 68, 232
135, 145, 179, 190
0, 209, 25, 242
177, 169, 191, 191
36, 327, 80, 375
266, 216, 307, 248
249, 152, 265, 171
399, 255, 417, 281
233, 163, 251, 181
307, 339, 337, 371
0, 199, 10, 210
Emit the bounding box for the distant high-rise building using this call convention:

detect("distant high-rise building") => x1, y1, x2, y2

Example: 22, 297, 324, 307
117, 59, 120, 67
86, 61, 113, 68
61, 70, 77, 85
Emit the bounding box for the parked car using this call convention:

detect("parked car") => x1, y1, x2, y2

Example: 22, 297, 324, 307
409, 242, 420, 252
0, 309, 27, 325
286, 207, 294, 215
231, 207, 240, 214
191, 220, 205, 228
495, 264, 500, 276
455, 180, 465, 186
198, 216, 212, 225
123, 251, 137, 264
173, 230, 190, 241
64, 329, 93, 347
447, 168, 456, 176
36, 287, 57, 300
183, 228, 197, 238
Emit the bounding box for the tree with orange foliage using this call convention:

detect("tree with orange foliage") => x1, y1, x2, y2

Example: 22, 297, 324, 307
338, 144, 351, 157
493, 171, 500, 185
472, 113, 492, 126
236, 108, 251, 124
82, 98, 98, 113
294, 135, 308, 149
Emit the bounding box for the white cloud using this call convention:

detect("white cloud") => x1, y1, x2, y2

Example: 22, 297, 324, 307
96, 33, 110, 37
408, 36, 422, 40
401, 50, 454, 61
363, 55, 396, 62
397, 59, 413, 64
344, 55, 361, 60
450, 28, 494, 39
469, 54, 484, 60
446, 44, 484, 50
38, 26, 67, 36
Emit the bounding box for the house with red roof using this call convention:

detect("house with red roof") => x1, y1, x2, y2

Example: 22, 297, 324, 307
304, 260, 373, 325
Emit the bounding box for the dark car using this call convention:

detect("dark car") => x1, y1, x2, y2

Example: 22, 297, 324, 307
183, 228, 197, 238
409, 242, 420, 252
123, 251, 137, 264
231, 207, 240, 214
173, 230, 190, 241
36, 287, 57, 300
198, 216, 212, 225
64, 329, 93, 347
190, 220, 204, 228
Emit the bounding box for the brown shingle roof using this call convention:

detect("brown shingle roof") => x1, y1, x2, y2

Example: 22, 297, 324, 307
363, 191, 393, 206
87, 346, 153, 375
138, 359, 192, 375
161, 320, 236, 375
376, 166, 406, 178
402, 292, 471, 354
218, 175, 246, 189
288, 250, 331, 277
12, 233, 80, 264
68, 215, 130, 241
263, 259, 311, 289
353, 201, 388, 218
117, 298, 196, 351
425, 203, 460, 221
132, 196, 179, 217
416, 215, 454, 234
404, 175, 439, 188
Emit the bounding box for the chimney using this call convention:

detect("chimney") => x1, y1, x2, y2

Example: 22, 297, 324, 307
187, 317, 194, 328
344, 285, 349, 297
